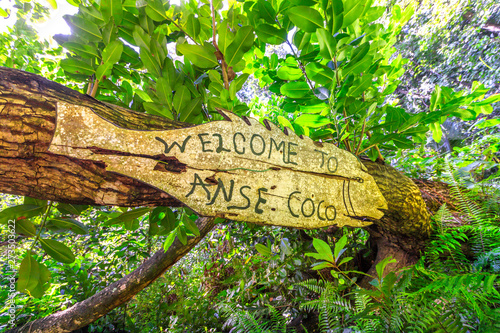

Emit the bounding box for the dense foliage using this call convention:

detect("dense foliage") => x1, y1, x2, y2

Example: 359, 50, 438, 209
0, 0, 499, 332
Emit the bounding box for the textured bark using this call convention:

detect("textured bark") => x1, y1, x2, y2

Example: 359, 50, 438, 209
6, 216, 215, 333
0, 66, 186, 207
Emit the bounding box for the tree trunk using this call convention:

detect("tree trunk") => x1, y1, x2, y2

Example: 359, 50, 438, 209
6, 217, 215, 333
1, 67, 433, 331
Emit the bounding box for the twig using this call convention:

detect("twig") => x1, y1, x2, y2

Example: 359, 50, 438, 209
355, 119, 367, 155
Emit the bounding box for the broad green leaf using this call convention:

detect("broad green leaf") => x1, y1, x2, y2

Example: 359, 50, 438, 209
17, 252, 39, 293
156, 77, 172, 105
180, 97, 202, 122
64, 15, 102, 42
177, 43, 218, 68
305, 62, 334, 85
347, 74, 373, 97
295, 114, 330, 128
173, 85, 191, 113
316, 28, 337, 60
429, 122, 443, 143
311, 261, 333, 270
255, 243, 272, 256
375, 256, 396, 280
312, 238, 334, 262
287, 6, 323, 33
96, 40, 123, 80
124, 218, 140, 231
182, 215, 200, 236
343, 42, 372, 76
177, 226, 187, 245
391, 135, 414, 149
475, 118, 500, 129
56, 203, 88, 215
133, 26, 151, 51
185, 13, 201, 39
280, 81, 309, 98
342, 0, 368, 28
47, 217, 89, 235
0, 8, 9, 17
140, 47, 161, 77
0, 204, 47, 225
146, 0, 168, 21
330, 0, 343, 33
30, 263, 51, 298
277, 115, 293, 131
40, 239, 75, 264
255, 24, 286, 45
104, 207, 151, 225
163, 227, 177, 251
14, 219, 36, 237
224, 26, 254, 67
474, 93, 500, 106
121, 45, 141, 66
62, 42, 99, 59
257, 0, 276, 23
60, 58, 95, 76
231, 73, 250, 92
277, 66, 303, 81
101, 40, 123, 64
101, 0, 123, 24
217, 20, 235, 54
333, 235, 348, 262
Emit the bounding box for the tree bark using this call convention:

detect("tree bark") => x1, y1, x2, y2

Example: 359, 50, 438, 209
6, 216, 215, 333
1, 67, 433, 330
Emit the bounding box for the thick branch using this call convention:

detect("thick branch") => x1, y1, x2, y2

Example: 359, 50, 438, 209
7, 216, 215, 333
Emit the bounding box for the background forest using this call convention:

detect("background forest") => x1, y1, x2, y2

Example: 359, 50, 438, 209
0, 0, 499, 332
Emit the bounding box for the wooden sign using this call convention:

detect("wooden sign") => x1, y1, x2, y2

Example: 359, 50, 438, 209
49, 102, 387, 229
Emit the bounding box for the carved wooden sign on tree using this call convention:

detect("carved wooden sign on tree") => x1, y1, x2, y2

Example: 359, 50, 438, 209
49, 102, 387, 228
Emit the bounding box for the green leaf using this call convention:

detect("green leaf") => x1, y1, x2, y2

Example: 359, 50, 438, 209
146, 0, 168, 21
177, 227, 187, 245
65, 15, 102, 42
342, 0, 368, 28
101, 40, 123, 64
30, 262, 51, 298
185, 14, 201, 39
347, 74, 373, 97
333, 235, 347, 262
429, 122, 442, 142
163, 228, 177, 251
173, 85, 191, 113
0, 204, 47, 225
156, 77, 172, 105
15, 219, 37, 237
96, 40, 123, 80
343, 42, 372, 76
0, 8, 9, 17
224, 26, 254, 67
311, 238, 334, 262
217, 20, 235, 54
40, 239, 75, 264
305, 62, 334, 85
182, 215, 200, 236
60, 58, 95, 76
330, 0, 343, 33
277, 115, 294, 130
104, 207, 151, 226
47, 217, 89, 235
277, 66, 303, 81
180, 97, 202, 122
62, 42, 99, 59
316, 28, 337, 60
140, 47, 161, 77
177, 43, 218, 69
17, 252, 39, 293
295, 114, 330, 128
56, 203, 89, 215
280, 81, 310, 98
101, 0, 123, 24
255, 243, 272, 256
287, 6, 323, 33
257, 0, 276, 23
133, 26, 151, 51
375, 256, 396, 281
311, 261, 333, 270
255, 24, 286, 45
475, 118, 500, 129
